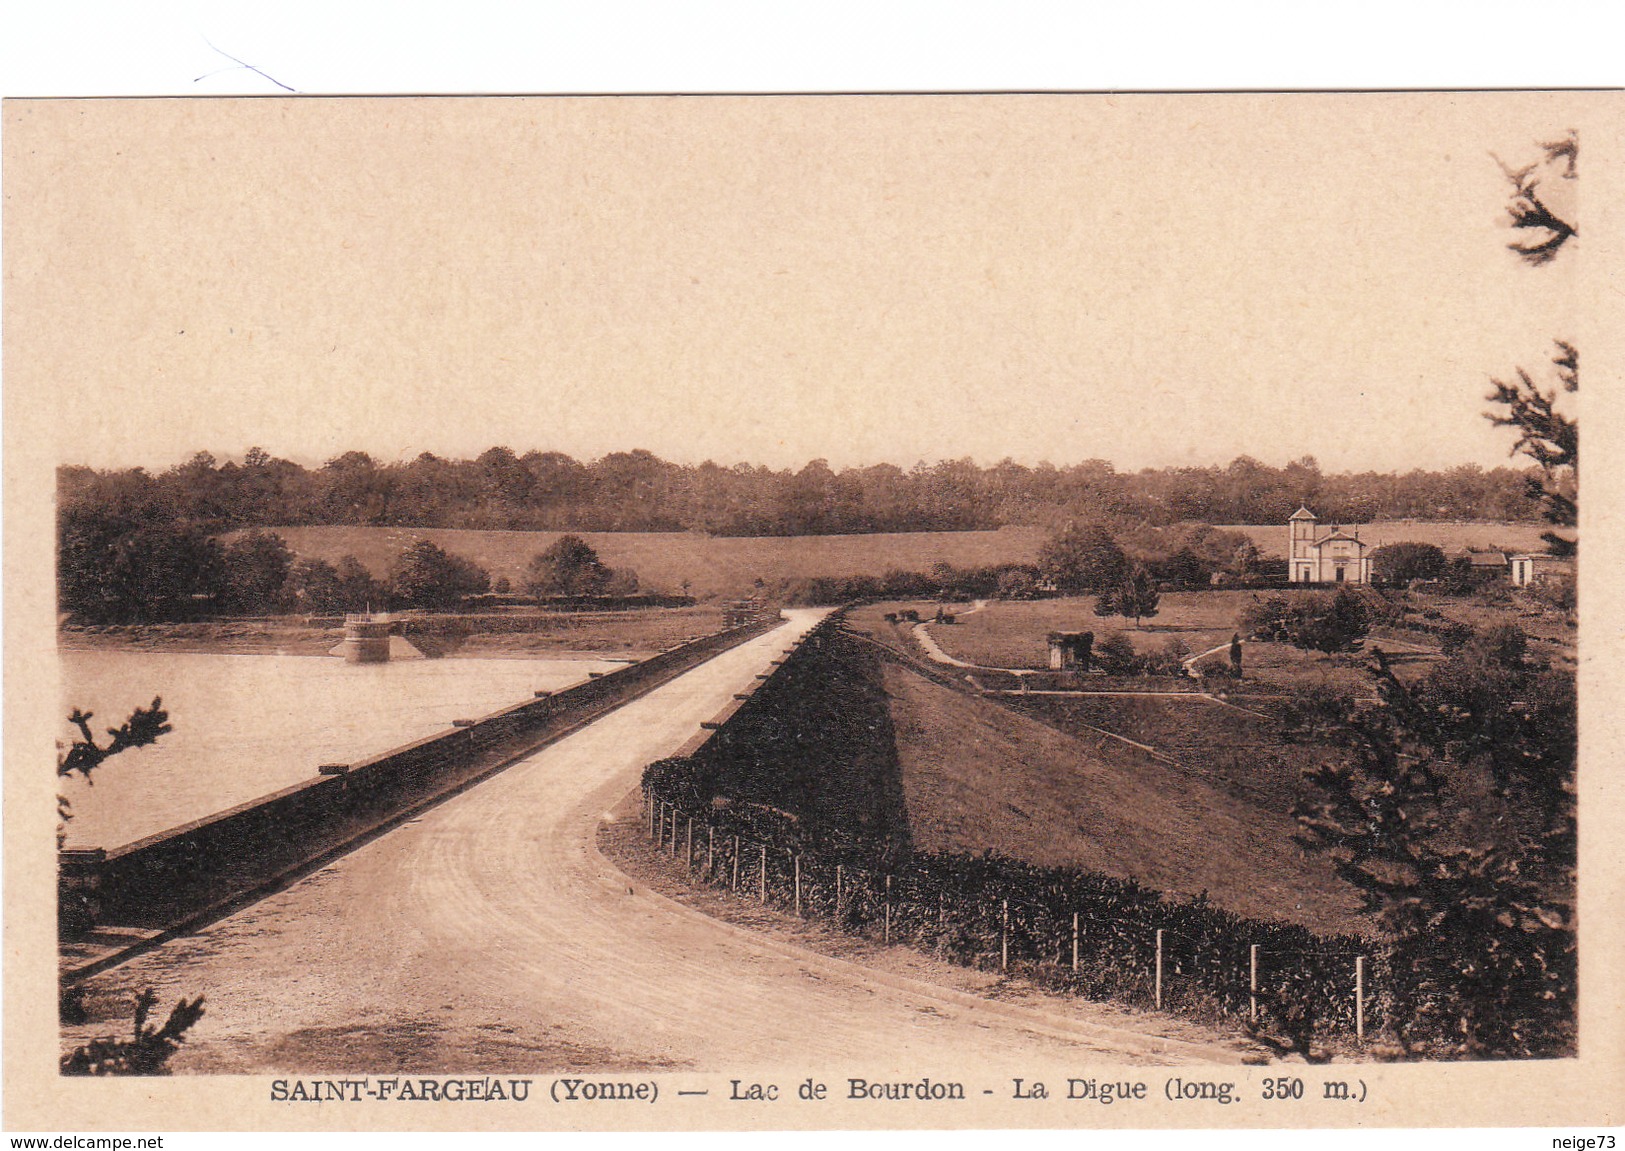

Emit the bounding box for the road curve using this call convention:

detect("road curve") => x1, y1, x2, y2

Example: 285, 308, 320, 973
65, 611, 1249, 1074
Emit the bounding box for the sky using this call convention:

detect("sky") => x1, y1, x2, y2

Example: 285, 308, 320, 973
1, 15, 1599, 481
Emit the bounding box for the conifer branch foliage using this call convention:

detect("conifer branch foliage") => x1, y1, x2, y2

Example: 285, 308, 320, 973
1486, 342, 1577, 555
1289, 639, 1576, 1058
57, 699, 172, 782
61, 988, 206, 1075
1496, 131, 1577, 266
1485, 132, 1578, 557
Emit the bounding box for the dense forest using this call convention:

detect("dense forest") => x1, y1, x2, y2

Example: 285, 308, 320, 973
58, 447, 1545, 537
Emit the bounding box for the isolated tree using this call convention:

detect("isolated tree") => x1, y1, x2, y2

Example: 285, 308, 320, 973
1091, 590, 1117, 619
1370, 541, 1447, 586
1229, 632, 1243, 678
335, 555, 381, 611
527, 534, 610, 596
387, 540, 489, 610
220, 530, 293, 614
286, 558, 344, 613
1094, 631, 1139, 675
1159, 547, 1209, 589
1038, 522, 1128, 592
1115, 566, 1161, 628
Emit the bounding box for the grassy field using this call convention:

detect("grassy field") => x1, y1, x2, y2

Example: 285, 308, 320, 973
930, 592, 1254, 669
250, 525, 1046, 600
1219, 520, 1550, 559
883, 661, 1367, 935
243, 520, 1546, 597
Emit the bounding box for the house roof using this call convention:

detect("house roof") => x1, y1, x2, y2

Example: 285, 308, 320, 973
1288, 506, 1318, 521
1312, 530, 1366, 548
1450, 549, 1511, 566
1510, 552, 1575, 567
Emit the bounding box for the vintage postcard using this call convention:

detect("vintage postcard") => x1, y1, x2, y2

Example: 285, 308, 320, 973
4, 92, 1622, 1137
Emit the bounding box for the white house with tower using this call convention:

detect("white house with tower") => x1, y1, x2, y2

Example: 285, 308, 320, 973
1288, 506, 1372, 585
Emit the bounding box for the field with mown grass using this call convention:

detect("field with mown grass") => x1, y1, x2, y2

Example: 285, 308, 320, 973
245, 525, 1047, 600
929, 592, 1252, 670
240, 520, 1547, 599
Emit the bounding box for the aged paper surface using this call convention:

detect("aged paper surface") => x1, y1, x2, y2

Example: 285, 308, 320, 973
4, 92, 1622, 1135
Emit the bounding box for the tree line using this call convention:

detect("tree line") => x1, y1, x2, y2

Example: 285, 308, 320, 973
55, 515, 655, 622
58, 447, 1547, 539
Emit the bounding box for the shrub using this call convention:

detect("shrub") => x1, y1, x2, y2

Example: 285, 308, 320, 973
1370, 542, 1447, 585
1095, 631, 1140, 675
1240, 590, 1369, 652
389, 540, 490, 609
527, 535, 609, 595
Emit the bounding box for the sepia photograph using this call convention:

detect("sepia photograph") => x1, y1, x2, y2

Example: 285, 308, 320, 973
4, 86, 1621, 1136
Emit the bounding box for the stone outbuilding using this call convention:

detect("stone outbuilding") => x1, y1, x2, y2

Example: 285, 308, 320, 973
1510, 552, 1576, 587
1047, 631, 1093, 670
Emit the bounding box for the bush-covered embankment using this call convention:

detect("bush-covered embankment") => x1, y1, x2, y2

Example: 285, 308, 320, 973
656, 622, 912, 865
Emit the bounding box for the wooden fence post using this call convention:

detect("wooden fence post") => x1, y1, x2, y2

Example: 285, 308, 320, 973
884, 875, 893, 945
1155, 928, 1164, 1010
794, 855, 802, 917
646, 790, 654, 839
1250, 944, 1259, 1024
835, 863, 844, 915
1072, 912, 1080, 973
669, 808, 680, 858
1355, 955, 1366, 1046
685, 817, 693, 865
1001, 899, 1009, 972
758, 844, 767, 902
707, 825, 715, 876
731, 836, 740, 891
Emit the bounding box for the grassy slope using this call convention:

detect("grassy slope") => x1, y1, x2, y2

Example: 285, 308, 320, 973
1005, 695, 1303, 814
253, 525, 1046, 599
883, 661, 1368, 936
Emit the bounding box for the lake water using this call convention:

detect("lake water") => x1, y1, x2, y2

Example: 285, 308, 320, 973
58, 650, 624, 850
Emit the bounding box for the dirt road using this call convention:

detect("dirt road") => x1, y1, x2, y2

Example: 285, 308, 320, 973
65, 610, 1251, 1074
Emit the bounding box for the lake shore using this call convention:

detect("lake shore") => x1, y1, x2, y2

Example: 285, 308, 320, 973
56, 604, 732, 660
